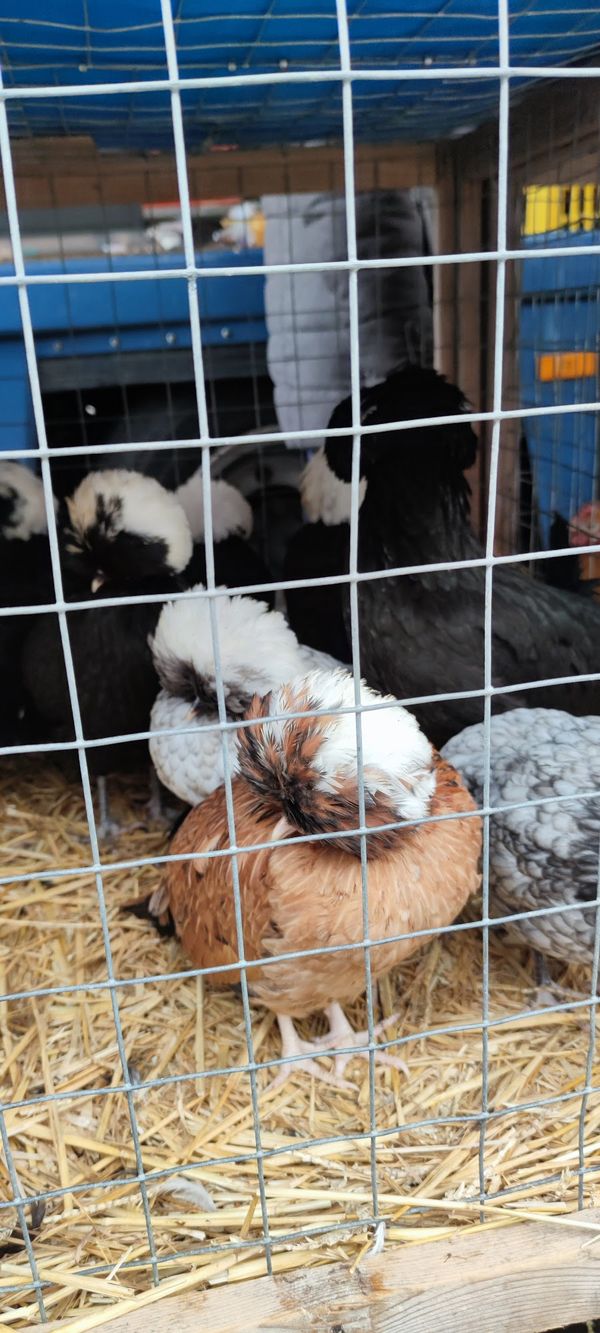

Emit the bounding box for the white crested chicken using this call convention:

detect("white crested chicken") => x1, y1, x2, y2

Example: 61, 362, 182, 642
139, 668, 481, 1087
148, 585, 339, 808
175, 471, 274, 606
21, 468, 193, 836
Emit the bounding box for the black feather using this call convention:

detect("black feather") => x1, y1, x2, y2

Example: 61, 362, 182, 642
21, 491, 185, 776
325, 365, 477, 483
122, 893, 175, 937
0, 525, 55, 746
284, 519, 351, 661
185, 534, 274, 608
152, 650, 253, 720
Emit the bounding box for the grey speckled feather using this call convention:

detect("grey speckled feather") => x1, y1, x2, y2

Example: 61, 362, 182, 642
442, 709, 600, 964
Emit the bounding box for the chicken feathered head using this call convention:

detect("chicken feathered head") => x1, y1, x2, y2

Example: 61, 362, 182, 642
0, 462, 54, 542
175, 474, 253, 543
324, 367, 477, 485
63, 469, 193, 595
237, 668, 436, 856
149, 585, 312, 720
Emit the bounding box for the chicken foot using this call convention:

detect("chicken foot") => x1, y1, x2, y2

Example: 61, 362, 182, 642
272, 1015, 358, 1090
272, 1003, 407, 1090
530, 950, 591, 1009
316, 1002, 409, 1080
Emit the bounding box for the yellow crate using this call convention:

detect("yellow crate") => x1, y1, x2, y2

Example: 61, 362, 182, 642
523, 184, 599, 236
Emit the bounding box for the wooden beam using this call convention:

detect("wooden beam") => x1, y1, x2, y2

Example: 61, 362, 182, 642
435, 145, 487, 539
34, 1208, 600, 1333
451, 71, 600, 184
4, 139, 436, 209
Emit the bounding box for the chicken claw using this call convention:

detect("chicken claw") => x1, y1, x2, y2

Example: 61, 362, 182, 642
271, 1015, 358, 1091
270, 1005, 408, 1091
317, 1002, 409, 1080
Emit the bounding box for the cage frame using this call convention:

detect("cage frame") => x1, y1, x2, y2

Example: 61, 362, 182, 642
2, 1, 600, 1328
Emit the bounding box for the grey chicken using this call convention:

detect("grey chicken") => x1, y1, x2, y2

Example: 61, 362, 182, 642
442, 708, 600, 968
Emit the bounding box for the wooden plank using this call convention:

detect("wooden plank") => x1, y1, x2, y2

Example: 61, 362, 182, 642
435, 145, 487, 540
3, 139, 435, 209
451, 73, 600, 184
39, 1207, 600, 1333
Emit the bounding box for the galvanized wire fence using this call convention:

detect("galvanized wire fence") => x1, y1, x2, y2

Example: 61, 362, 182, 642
1, 0, 600, 1321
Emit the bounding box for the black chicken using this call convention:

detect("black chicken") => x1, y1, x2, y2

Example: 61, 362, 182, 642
21, 468, 193, 834
324, 367, 600, 747
0, 463, 55, 746
283, 447, 356, 663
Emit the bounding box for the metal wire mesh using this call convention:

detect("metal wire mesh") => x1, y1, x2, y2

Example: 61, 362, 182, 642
2, 0, 600, 147
1, 0, 600, 1323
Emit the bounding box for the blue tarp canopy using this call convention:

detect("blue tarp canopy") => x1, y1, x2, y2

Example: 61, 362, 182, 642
1, 1, 599, 148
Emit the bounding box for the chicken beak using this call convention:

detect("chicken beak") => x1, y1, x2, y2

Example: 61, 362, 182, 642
91, 573, 105, 594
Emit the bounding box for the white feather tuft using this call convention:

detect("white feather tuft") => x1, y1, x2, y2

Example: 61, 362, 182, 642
153, 1174, 216, 1212
175, 472, 253, 542
67, 469, 193, 573
148, 589, 345, 807
300, 448, 367, 526
150, 583, 311, 699
0, 463, 55, 541
266, 668, 436, 822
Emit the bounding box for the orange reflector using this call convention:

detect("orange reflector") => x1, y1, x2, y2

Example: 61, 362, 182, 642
538, 352, 599, 382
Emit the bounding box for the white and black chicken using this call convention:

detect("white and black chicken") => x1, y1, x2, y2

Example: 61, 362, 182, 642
324, 366, 600, 747
148, 586, 342, 808
176, 470, 274, 605
21, 468, 193, 834
442, 708, 600, 971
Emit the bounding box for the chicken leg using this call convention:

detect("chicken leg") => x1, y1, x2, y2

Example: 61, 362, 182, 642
96, 776, 123, 841
530, 951, 589, 1009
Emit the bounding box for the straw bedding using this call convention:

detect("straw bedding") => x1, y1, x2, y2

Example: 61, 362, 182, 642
1, 758, 599, 1329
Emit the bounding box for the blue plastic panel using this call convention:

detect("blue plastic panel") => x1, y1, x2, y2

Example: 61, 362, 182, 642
1, 0, 600, 148
519, 231, 600, 543
0, 251, 266, 338
0, 249, 267, 453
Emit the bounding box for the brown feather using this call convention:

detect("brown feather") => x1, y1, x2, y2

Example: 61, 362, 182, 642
237, 686, 428, 857
162, 751, 481, 1018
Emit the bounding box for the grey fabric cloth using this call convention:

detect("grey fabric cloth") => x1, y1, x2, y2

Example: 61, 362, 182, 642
262, 189, 434, 449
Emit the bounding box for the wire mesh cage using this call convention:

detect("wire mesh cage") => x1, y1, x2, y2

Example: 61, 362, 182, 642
1, 3, 600, 1329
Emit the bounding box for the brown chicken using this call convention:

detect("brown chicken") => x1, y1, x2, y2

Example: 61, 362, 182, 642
145, 669, 482, 1086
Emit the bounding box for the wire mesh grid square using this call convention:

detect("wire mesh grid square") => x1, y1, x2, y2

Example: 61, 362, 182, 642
1, 0, 600, 1324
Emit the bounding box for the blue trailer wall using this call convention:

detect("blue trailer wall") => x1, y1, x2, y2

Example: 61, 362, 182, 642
519, 231, 600, 544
